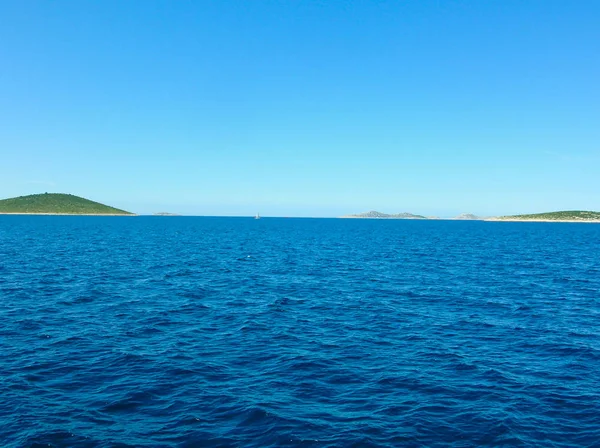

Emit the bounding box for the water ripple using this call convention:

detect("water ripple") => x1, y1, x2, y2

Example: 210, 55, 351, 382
1, 217, 600, 447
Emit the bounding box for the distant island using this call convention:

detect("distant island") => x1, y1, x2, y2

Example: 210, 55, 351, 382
341, 210, 482, 220
153, 212, 181, 216
454, 213, 482, 220
342, 210, 427, 219
342, 210, 600, 222
0, 193, 134, 215
490, 211, 600, 222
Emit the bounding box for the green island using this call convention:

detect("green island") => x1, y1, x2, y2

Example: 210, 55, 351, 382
491, 211, 600, 222
0, 193, 134, 215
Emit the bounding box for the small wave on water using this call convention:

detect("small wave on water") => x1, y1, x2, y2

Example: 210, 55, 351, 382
1, 217, 600, 447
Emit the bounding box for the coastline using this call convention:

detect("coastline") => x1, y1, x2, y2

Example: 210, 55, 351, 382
485, 218, 600, 223
0, 213, 136, 216
340, 216, 426, 220
1, 213, 598, 222
340, 216, 600, 223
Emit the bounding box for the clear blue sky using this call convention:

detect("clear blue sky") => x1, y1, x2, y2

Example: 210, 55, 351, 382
1, 0, 598, 217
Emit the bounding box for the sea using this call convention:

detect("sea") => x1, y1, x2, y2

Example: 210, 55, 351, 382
1, 216, 600, 448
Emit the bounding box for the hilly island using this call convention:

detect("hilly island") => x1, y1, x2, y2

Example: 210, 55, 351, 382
0, 193, 134, 215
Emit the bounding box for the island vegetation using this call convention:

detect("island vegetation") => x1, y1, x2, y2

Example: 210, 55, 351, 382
0, 193, 134, 215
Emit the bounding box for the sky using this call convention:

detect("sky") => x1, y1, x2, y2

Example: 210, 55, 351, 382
1, 0, 598, 217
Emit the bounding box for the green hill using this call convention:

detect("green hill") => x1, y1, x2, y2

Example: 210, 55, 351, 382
496, 210, 600, 221
0, 193, 134, 215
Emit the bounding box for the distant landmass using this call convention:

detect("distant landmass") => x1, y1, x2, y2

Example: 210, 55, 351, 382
490, 211, 600, 222
341, 210, 427, 219
0, 193, 134, 215
153, 212, 181, 216
453, 213, 482, 220
342, 210, 600, 223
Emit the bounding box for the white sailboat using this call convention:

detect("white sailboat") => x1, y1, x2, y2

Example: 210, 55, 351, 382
255, 212, 260, 220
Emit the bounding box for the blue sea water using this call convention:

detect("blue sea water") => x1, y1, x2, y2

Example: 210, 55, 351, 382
1, 216, 600, 448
